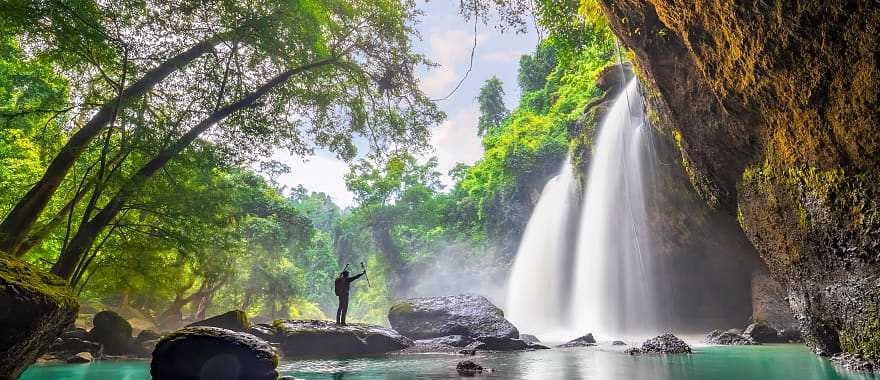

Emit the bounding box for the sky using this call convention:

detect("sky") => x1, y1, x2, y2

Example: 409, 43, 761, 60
267, 2, 540, 208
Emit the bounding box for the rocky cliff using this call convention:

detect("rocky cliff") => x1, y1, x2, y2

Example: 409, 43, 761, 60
597, 0, 879, 361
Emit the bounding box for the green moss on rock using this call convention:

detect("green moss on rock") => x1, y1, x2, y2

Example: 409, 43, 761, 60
0, 254, 78, 378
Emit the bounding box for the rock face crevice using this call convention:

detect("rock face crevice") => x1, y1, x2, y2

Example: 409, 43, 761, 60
597, 0, 880, 362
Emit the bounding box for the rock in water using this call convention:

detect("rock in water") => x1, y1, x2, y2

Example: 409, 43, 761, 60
744, 322, 782, 343
151, 326, 278, 380
639, 333, 692, 354
520, 334, 540, 344
89, 310, 133, 354
557, 334, 597, 348
0, 254, 78, 379
273, 320, 412, 357
66, 352, 93, 363
415, 335, 474, 348
704, 329, 758, 345
388, 294, 518, 340
469, 336, 530, 351
612, 341, 627, 346
188, 310, 250, 332
456, 360, 483, 376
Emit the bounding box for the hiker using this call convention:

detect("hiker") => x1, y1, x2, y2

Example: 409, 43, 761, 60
334, 268, 366, 325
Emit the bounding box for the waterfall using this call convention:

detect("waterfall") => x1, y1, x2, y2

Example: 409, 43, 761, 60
570, 80, 658, 337
506, 158, 578, 336
507, 79, 659, 339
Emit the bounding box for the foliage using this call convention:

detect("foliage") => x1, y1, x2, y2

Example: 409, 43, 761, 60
477, 77, 509, 136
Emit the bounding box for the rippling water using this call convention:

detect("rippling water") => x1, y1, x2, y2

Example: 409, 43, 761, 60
20, 344, 878, 380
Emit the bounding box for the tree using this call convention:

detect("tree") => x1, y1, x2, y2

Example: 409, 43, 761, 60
477, 76, 508, 136
15, 0, 443, 280
518, 42, 557, 93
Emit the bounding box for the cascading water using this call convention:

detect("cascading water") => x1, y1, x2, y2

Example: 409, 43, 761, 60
506, 158, 578, 336
507, 79, 659, 339
570, 80, 658, 337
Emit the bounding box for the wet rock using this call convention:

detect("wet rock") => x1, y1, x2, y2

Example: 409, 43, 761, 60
458, 349, 476, 355
273, 320, 412, 357
187, 310, 250, 333
612, 340, 627, 346
743, 323, 783, 343
66, 352, 93, 364
624, 347, 643, 355
779, 328, 803, 343
456, 360, 483, 376
130, 330, 162, 357
415, 335, 474, 348
557, 334, 597, 348
49, 336, 103, 358
705, 329, 758, 345
61, 328, 90, 340
0, 254, 78, 379
639, 333, 692, 354
89, 310, 133, 354
248, 323, 277, 342
520, 334, 540, 344
466, 336, 539, 351
388, 294, 518, 340
151, 326, 279, 380
831, 352, 875, 373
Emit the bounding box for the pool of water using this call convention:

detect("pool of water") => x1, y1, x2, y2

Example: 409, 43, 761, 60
20, 344, 878, 380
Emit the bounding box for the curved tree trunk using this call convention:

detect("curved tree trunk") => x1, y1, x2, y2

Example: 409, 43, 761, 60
51, 58, 338, 280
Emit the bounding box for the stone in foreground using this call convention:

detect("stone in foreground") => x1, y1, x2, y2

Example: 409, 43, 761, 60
557, 333, 597, 348
635, 333, 692, 354
274, 320, 412, 357
520, 334, 540, 344
187, 310, 250, 333
705, 329, 758, 345
151, 326, 278, 380
388, 294, 518, 340
0, 254, 78, 379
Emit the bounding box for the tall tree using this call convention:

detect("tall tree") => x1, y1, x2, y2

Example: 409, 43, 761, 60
477, 76, 508, 136
48, 0, 442, 279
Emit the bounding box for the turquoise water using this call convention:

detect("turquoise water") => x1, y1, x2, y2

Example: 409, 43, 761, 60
20, 344, 878, 380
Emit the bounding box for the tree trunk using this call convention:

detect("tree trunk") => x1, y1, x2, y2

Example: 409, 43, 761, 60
51, 58, 338, 279
0, 35, 224, 255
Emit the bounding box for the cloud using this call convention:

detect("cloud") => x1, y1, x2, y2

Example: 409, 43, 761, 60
483, 49, 526, 63
268, 149, 355, 208
426, 105, 483, 186
419, 29, 490, 97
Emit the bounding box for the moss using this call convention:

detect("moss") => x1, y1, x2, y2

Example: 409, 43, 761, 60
389, 301, 413, 316
839, 309, 880, 363
0, 254, 77, 310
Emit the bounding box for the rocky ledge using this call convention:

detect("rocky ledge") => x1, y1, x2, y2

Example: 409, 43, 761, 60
388, 294, 518, 340
272, 320, 413, 357
704, 329, 758, 346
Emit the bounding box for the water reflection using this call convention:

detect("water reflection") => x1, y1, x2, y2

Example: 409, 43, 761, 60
21, 344, 880, 380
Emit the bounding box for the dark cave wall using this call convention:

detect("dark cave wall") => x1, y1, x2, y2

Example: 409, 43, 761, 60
597, 0, 880, 360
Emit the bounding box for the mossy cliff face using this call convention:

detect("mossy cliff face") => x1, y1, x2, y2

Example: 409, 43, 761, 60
0, 254, 78, 378
596, 0, 880, 360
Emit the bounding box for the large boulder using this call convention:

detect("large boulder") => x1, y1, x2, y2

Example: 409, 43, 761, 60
388, 294, 518, 340
151, 326, 278, 380
187, 310, 250, 332
0, 254, 78, 379
467, 336, 531, 351
88, 310, 133, 354
273, 320, 412, 357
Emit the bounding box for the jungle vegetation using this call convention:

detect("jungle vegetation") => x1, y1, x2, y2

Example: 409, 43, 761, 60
0, 0, 614, 326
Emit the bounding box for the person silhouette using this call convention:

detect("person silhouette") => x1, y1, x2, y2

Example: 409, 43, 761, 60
334, 268, 365, 325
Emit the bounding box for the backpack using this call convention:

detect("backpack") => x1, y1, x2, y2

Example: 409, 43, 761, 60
334, 276, 345, 296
